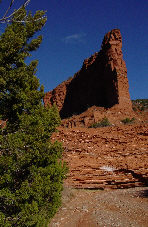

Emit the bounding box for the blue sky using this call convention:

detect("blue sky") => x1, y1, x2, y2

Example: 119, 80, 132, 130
1, 0, 148, 99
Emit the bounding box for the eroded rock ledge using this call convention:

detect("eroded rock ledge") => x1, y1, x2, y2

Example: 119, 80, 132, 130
52, 124, 148, 189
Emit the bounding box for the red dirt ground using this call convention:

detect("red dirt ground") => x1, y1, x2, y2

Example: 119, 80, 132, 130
49, 186, 148, 227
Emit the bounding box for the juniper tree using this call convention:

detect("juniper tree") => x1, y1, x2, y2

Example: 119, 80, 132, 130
0, 7, 67, 227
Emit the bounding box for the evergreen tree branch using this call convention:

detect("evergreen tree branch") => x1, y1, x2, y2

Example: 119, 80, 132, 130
0, 0, 46, 24
3, 0, 15, 19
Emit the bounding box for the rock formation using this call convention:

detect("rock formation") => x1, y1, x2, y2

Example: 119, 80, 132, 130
44, 29, 132, 119
45, 29, 148, 191
52, 124, 148, 189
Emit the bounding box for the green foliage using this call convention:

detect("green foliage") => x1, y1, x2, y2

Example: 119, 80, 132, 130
121, 117, 135, 124
89, 117, 111, 128
0, 106, 67, 227
0, 7, 46, 128
0, 7, 67, 227
132, 99, 148, 112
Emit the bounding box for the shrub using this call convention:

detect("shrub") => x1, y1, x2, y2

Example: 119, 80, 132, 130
89, 117, 111, 128
121, 117, 135, 124
132, 99, 148, 112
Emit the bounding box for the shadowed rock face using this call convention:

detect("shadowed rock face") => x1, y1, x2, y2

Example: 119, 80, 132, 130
44, 29, 132, 119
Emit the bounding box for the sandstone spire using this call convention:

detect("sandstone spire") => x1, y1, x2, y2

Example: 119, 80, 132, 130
44, 29, 132, 119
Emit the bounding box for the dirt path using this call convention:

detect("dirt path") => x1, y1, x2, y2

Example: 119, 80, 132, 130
49, 187, 148, 227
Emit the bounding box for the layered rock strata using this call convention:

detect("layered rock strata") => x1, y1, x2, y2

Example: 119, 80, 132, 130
52, 124, 148, 189
44, 29, 132, 119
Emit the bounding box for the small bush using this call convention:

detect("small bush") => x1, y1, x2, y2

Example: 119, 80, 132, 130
132, 106, 137, 111
121, 117, 135, 124
132, 99, 148, 112
89, 117, 111, 128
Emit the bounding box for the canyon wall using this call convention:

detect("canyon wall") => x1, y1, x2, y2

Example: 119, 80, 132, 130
44, 29, 132, 119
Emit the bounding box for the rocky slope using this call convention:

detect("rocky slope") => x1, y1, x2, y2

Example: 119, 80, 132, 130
52, 124, 148, 189
49, 122, 148, 226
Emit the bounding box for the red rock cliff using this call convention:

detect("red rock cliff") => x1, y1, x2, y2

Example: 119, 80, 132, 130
44, 29, 132, 119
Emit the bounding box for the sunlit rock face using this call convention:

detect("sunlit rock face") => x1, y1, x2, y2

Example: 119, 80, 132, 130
44, 29, 132, 119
